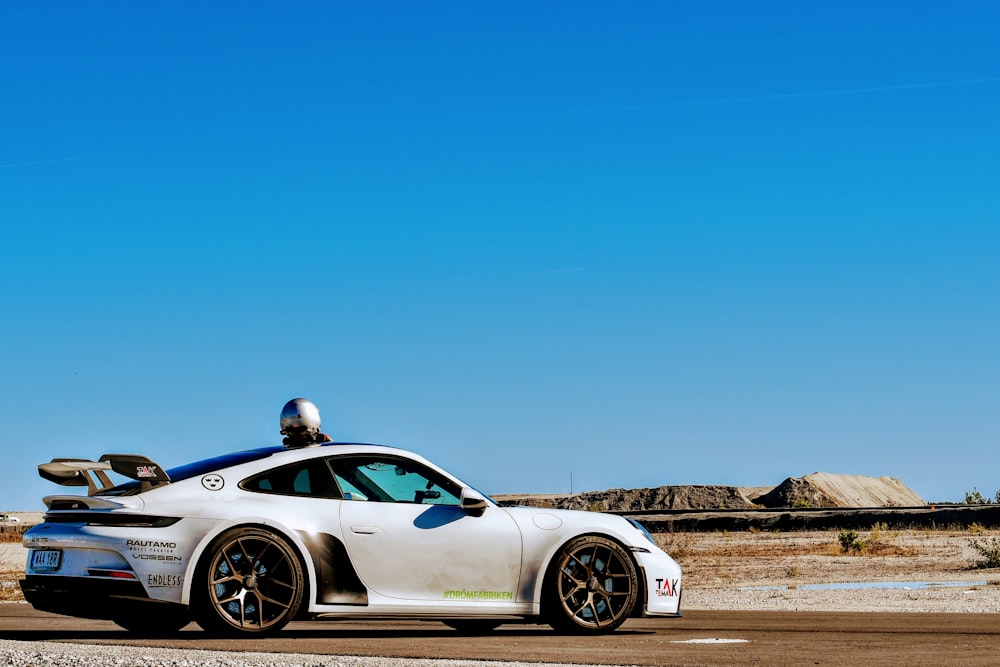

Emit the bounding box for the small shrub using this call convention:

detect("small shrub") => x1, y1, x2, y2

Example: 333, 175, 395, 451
866, 521, 898, 548
969, 538, 1000, 569
838, 529, 866, 554
964, 487, 991, 505
968, 522, 986, 535
792, 498, 811, 509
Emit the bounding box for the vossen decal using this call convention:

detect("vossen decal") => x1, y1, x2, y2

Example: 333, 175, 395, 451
655, 578, 680, 598
127, 539, 182, 562
443, 590, 514, 601
132, 553, 182, 561
136, 465, 158, 478
147, 573, 182, 587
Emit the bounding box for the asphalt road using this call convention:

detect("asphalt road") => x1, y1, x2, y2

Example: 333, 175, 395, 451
0, 605, 997, 666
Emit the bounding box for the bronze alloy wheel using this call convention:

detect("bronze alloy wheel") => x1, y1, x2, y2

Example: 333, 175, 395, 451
547, 535, 638, 633
195, 527, 304, 635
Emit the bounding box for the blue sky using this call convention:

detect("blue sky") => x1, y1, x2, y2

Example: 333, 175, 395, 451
2, 2, 998, 508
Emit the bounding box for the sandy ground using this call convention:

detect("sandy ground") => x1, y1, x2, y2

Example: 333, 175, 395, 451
658, 528, 1000, 612
4, 529, 1000, 612
0, 544, 24, 568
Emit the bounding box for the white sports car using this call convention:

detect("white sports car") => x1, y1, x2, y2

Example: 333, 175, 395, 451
20, 442, 681, 635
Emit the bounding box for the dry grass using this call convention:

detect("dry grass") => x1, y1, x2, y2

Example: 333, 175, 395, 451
0, 528, 27, 601
0, 529, 26, 543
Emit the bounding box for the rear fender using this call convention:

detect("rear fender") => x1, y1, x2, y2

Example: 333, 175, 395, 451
180, 518, 317, 607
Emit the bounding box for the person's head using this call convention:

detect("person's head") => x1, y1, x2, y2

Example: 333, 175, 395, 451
279, 398, 323, 446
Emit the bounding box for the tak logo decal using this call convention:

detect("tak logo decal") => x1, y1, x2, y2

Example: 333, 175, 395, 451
655, 578, 679, 597
136, 466, 158, 478
201, 474, 225, 491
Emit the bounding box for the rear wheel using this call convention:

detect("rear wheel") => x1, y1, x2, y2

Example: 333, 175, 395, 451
193, 527, 305, 636
545, 536, 638, 633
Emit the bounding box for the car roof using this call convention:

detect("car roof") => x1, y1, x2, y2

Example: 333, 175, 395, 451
97, 442, 416, 496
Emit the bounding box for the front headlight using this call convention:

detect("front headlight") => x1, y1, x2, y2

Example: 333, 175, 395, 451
626, 517, 656, 546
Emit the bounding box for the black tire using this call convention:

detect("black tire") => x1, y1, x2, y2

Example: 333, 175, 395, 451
442, 619, 502, 634
113, 607, 190, 635
544, 535, 638, 634
193, 527, 305, 636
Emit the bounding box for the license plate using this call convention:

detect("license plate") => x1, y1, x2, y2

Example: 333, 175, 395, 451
30, 549, 61, 571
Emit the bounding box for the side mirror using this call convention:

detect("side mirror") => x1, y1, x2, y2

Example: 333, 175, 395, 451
460, 488, 488, 515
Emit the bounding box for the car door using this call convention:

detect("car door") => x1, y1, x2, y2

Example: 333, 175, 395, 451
332, 454, 523, 603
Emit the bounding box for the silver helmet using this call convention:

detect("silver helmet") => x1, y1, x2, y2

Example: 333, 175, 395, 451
279, 398, 322, 437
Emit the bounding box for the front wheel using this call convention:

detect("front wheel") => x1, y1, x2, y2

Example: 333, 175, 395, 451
544, 535, 638, 633
193, 527, 305, 636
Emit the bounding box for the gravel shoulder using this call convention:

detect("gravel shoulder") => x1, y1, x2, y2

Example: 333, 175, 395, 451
0, 639, 596, 667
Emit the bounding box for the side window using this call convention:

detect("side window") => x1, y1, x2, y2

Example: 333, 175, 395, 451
241, 458, 341, 498
328, 455, 461, 505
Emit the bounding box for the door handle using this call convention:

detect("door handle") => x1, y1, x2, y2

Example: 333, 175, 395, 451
350, 525, 384, 535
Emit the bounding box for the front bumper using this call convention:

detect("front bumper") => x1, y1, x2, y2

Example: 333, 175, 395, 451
634, 548, 682, 617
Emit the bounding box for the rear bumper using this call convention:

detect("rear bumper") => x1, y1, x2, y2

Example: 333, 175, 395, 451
20, 575, 180, 620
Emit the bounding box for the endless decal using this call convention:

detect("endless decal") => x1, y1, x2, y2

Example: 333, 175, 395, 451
147, 573, 182, 587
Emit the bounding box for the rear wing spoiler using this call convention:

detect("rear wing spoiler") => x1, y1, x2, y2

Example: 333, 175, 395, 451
38, 454, 170, 495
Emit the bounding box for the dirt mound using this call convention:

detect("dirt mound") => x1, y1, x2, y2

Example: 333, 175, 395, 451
495, 485, 755, 511
753, 476, 840, 508
753, 473, 924, 508
554, 485, 755, 512
495, 472, 924, 511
